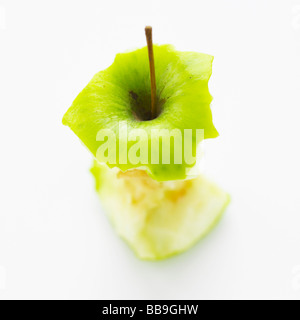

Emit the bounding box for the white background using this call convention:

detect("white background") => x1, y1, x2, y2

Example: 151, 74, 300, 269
0, 0, 300, 300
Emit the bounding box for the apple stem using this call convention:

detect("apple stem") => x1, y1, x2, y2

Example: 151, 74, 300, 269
145, 26, 157, 120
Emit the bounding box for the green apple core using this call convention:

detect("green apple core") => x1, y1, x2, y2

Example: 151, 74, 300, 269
62, 44, 230, 260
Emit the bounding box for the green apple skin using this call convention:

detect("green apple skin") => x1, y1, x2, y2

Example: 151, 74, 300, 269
63, 45, 218, 181
91, 161, 230, 261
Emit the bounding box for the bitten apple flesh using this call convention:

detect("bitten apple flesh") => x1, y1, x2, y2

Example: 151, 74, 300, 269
91, 162, 230, 260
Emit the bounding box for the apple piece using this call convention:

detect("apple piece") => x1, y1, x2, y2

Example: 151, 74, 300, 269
63, 45, 218, 181
91, 161, 230, 261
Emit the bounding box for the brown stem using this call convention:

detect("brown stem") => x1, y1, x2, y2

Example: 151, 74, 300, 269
145, 26, 157, 119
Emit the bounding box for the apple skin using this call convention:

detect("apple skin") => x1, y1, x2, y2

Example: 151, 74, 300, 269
63, 45, 218, 181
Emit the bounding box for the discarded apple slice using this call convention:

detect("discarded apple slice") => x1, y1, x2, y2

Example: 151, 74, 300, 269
91, 162, 230, 260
